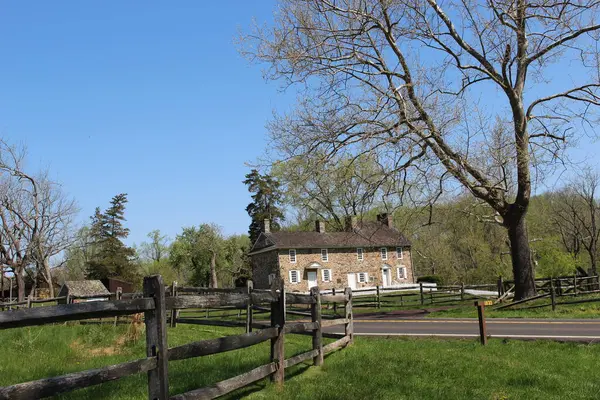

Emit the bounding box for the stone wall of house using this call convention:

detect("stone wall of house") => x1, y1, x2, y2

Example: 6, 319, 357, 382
277, 246, 414, 292
250, 250, 280, 289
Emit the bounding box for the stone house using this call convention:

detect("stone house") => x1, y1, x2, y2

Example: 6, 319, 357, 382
249, 214, 413, 292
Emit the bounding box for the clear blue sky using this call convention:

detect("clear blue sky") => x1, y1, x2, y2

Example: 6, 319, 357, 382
1, 2, 599, 248
0, 1, 291, 246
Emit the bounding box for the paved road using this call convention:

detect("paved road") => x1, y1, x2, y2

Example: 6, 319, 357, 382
324, 318, 600, 341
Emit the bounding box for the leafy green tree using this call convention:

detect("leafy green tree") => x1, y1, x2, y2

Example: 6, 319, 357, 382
272, 154, 391, 231
169, 227, 204, 285
244, 169, 285, 243
85, 194, 138, 282
222, 234, 252, 286
64, 226, 96, 281
140, 230, 170, 263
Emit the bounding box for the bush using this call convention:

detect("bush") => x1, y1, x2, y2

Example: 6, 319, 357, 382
417, 275, 444, 285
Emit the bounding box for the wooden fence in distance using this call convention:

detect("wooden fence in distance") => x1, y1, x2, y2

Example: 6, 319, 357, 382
0, 275, 353, 400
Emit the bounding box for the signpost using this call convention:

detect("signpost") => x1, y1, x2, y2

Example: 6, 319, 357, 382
475, 300, 492, 345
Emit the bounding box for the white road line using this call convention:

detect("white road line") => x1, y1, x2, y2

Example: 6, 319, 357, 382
355, 319, 600, 325
353, 333, 600, 340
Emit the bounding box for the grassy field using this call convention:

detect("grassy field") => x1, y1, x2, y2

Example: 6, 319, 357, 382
1, 323, 600, 399
252, 337, 600, 400
0, 322, 314, 399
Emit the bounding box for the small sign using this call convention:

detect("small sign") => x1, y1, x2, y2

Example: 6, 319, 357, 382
474, 300, 493, 306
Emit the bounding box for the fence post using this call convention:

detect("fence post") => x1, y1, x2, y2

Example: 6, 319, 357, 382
419, 282, 424, 305
460, 282, 465, 301
170, 281, 178, 328
550, 279, 556, 311
344, 287, 353, 344
475, 300, 488, 345
143, 275, 169, 400
114, 287, 123, 327
270, 278, 285, 385
497, 276, 504, 298
376, 285, 381, 309
573, 274, 578, 296
246, 280, 254, 333
27, 295, 32, 309
310, 286, 323, 366
557, 279, 563, 296
332, 288, 337, 315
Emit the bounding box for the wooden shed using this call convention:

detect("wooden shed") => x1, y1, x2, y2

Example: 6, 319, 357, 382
58, 280, 111, 304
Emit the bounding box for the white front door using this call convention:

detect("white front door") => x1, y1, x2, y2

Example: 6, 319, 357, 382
382, 268, 390, 287
307, 270, 318, 289
347, 273, 357, 290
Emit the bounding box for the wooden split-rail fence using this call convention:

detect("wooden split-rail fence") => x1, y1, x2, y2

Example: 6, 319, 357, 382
0, 275, 353, 400
495, 274, 600, 311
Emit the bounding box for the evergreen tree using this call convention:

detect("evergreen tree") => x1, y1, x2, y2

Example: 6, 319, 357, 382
86, 193, 137, 282
243, 169, 285, 244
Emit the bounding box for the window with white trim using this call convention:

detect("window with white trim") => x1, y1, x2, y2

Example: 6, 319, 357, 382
357, 248, 364, 261
396, 247, 403, 259
380, 247, 388, 260
357, 272, 368, 283
289, 249, 297, 263
268, 273, 276, 285
321, 248, 329, 262
289, 270, 301, 284
321, 269, 332, 282
397, 266, 407, 279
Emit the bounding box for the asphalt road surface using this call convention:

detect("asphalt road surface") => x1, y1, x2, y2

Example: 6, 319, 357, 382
324, 318, 600, 341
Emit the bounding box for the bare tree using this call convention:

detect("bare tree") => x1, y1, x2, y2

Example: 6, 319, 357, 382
552, 169, 600, 274
0, 140, 77, 299
243, 0, 600, 299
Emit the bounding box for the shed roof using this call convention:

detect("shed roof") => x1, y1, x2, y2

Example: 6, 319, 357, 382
60, 280, 111, 297
249, 221, 411, 255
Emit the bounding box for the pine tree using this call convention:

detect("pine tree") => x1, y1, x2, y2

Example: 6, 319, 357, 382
86, 193, 137, 281
243, 170, 285, 244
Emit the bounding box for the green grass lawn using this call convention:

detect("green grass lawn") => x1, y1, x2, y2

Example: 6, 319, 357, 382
251, 336, 600, 400
0, 323, 315, 399
2, 322, 600, 399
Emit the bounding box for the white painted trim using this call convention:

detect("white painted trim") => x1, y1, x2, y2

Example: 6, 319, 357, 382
289, 269, 301, 284
380, 247, 388, 260
357, 247, 364, 261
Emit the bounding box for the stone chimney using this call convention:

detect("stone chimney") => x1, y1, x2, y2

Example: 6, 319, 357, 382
377, 213, 393, 228
345, 216, 358, 232
263, 219, 271, 233
315, 220, 326, 233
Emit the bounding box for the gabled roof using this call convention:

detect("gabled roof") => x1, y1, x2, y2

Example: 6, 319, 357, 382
249, 222, 411, 255
59, 280, 111, 297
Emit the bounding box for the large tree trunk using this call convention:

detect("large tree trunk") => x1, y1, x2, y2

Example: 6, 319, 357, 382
42, 258, 54, 298
589, 243, 598, 276
506, 212, 537, 300
210, 252, 218, 288
15, 270, 25, 302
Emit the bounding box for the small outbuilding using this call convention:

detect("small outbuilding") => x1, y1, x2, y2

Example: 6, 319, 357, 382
58, 280, 111, 304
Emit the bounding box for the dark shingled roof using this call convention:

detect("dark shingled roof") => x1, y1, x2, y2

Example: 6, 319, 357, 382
249, 222, 411, 254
